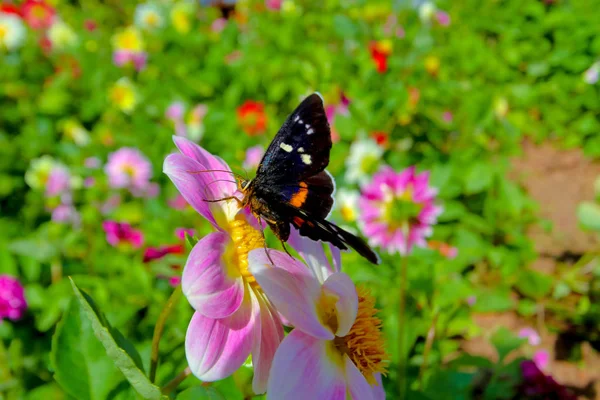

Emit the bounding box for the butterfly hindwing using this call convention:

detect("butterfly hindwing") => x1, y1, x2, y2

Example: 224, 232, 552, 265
275, 170, 335, 220
255, 93, 331, 186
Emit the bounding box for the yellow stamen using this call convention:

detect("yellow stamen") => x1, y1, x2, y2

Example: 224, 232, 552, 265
227, 215, 264, 285
335, 287, 389, 384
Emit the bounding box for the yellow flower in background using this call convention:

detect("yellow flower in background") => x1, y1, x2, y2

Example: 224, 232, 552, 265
62, 119, 90, 146
25, 156, 56, 190
112, 26, 144, 52
494, 97, 509, 118
170, 3, 192, 34
48, 20, 78, 51
109, 78, 138, 114
425, 55, 440, 77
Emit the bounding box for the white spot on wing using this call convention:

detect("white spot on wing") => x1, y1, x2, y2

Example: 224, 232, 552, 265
299, 119, 304, 124
294, 115, 299, 122
301, 154, 312, 165
307, 128, 314, 135
305, 124, 310, 129
298, 147, 304, 152
280, 143, 293, 152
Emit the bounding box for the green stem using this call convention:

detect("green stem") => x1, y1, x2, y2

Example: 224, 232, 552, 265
161, 367, 192, 395
150, 285, 182, 383
417, 313, 439, 389
397, 255, 408, 399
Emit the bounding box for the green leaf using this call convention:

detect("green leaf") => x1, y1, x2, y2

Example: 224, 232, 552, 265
490, 327, 525, 362
464, 162, 494, 194
515, 269, 553, 299
176, 386, 226, 400
69, 278, 165, 400
51, 298, 127, 400
577, 202, 600, 231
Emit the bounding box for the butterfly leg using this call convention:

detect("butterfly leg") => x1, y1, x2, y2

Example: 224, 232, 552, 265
256, 215, 276, 266
202, 196, 244, 208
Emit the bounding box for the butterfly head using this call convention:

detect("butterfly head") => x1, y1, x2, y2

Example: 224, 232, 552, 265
238, 179, 252, 193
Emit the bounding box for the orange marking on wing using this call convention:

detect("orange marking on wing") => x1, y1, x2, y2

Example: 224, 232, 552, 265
293, 216, 305, 227
290, 182, 309, 208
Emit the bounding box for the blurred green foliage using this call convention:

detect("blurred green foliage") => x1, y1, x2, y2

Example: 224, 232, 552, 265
1, 0, 599, 399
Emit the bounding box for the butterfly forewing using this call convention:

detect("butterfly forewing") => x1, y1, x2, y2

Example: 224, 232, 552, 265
255, 93, 332, 185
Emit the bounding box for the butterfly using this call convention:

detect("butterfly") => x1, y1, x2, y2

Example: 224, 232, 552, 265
236, 93, 380, 264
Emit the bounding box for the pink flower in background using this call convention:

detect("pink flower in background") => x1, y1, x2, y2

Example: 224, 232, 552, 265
442, 111, 453, 123
435, 10, 451, 26
243, 145, 264, 171
45, 164, 71, 197
84, 19, 97, 32
105, 147, 153, 192
428, 240, 458, 259
21, 0, 55, 30
533, 349, 550, 371
168, 193, 188, 210
466, 295, 477, 306
0, 275, 27, 322
51, 204, 81, 226
265, 0, 282, 11
166, 101, 185, 121
84, 156, 102, 169
102, 221, 144, 248
113, 50, 148, 72
211, 18, 227, 33
84, 177, 95, 188
101, 194, 121, 215
359, 166, 443, 255
249, 232, 388, 399
163, 136, 283, 393
518, 327, 541, 346
143, 244, 185, 263
175, 227, 196, 241
169, 276, 181, 287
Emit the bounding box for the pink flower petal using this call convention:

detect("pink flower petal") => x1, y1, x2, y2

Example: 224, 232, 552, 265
182, 232, 244, 319
172, 136, 237, 199
345, 355, 376, 400
185, 286, 258, 382
248, 249, 333, 340
163, 153, 219, 229
288, 230, 333, 282
267, 330, 346, 400
322, 273, 358, 337
252, 297, 284, 394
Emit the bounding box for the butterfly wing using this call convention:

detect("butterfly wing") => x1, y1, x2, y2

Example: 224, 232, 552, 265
280, 202, 380, 265
255, 93, 332, 186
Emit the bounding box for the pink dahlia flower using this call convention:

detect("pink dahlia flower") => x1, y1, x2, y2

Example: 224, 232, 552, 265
105, 147, 153, 192
359, 166, 442, 255
102, 220, 144, 248
0, 275, 27, 322
249, 231, 388, 400
163, 136, 283, 394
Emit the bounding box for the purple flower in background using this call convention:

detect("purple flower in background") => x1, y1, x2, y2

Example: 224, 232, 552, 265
102, 220, 144, 248
466, 296, 477, 306
359, 166, 443, 255
243, 145, 264, 171
84, 156, 102, 169
519, 360, 576, 399
584, 62, 599, 84
518, 327, 541, 346
46, 164, 71, 197
0, 275, 27, 322
105, 147, 153, 192
166, 101, 185, 121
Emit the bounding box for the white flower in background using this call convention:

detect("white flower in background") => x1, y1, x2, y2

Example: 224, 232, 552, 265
62, 119, 90, 147
345, 138, 384, 186
584, 62, 599, 85
418, 2, 437, 23
25, 156, 57, 190
336, 188, 359, 223
48, 20, 78, 50
0, 13, 26, 51
135, 3, 164, 31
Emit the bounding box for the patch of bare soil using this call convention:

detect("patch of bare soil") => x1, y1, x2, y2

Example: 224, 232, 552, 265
461, 140, 600, 399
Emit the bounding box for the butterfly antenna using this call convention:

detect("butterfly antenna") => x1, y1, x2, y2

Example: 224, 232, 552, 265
207, 179, 238, 186
186, 169, 246, 182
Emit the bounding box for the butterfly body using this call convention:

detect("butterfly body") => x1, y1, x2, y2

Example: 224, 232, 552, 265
239, 93, 380, 265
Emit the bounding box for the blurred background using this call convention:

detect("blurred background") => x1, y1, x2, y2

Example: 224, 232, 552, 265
1, 0, 600, 398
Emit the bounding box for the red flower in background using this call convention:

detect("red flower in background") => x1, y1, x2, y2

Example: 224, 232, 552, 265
370, 131, 389, 148
143, 244, 184, 263
21, 0, 55, 30
0, 3, 21, 16
369, 40, 392, 73
237, 100, 267, 136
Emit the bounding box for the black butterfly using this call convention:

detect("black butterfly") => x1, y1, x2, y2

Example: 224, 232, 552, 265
237, 93, 380, 264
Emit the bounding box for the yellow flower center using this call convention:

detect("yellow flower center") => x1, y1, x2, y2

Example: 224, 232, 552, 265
0, 25, 7, 41
340, 205, 356, 222
145, 13, 159, 27
226, 215, 265, 286
334, 287, 389, 384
